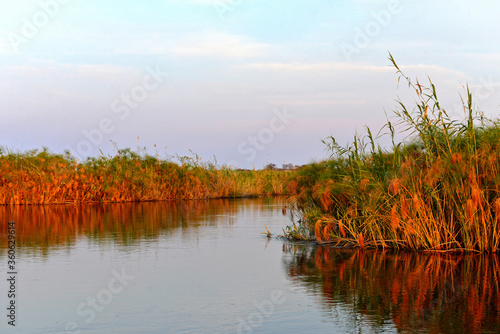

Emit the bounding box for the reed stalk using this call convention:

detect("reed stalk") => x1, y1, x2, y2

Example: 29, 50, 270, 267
0, 147, 290, 205
285, 54, 500, 252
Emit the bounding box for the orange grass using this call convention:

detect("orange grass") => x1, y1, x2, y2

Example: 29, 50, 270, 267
284, 55, 500, 252
0, 148, 291, 205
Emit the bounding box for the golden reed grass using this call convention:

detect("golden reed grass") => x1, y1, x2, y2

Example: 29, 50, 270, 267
284, 55, 500, 252
0, 149, 291, 205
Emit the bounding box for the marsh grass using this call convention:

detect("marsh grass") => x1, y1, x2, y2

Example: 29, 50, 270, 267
0, 147, 289, 205
286, 55, 500, 252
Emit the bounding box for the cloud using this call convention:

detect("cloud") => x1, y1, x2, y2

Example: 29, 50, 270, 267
0, 62, 137, 83
0, 36, 17, 55
171, 32, 269, 58
188, 0, 227, 3
239, 62, 391, 72
239, 61, 467, 75
269, 99, 365, 107
74, 64, 138, 81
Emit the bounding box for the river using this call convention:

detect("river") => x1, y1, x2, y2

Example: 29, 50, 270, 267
0, 198, 499, 333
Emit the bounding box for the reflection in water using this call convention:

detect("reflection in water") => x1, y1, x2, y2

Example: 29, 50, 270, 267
2, 199, 499, 333
0, 198, 282, 255
283, 245, 500, 333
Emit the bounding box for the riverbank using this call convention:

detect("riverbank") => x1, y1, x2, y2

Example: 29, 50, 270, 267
285, 58, 500, 252
0, 148, 291, 205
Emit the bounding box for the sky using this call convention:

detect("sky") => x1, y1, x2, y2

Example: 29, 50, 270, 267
1, 0, 500, 168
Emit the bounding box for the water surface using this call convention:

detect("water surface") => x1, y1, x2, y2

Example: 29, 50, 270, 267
0, 198, 498, 333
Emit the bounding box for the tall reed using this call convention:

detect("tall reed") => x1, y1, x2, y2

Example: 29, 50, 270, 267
0, 147, 290, 205
286, 54, 500, 252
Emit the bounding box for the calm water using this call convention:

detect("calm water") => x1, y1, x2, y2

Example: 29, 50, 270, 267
0, 198, 499, 334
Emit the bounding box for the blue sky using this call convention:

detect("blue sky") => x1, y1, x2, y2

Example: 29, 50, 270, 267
1, 0, 500, 168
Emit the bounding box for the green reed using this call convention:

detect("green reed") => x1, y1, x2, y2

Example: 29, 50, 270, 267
285, 54, 500, 252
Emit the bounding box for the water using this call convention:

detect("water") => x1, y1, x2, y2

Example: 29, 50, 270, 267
0, 198, 499, 333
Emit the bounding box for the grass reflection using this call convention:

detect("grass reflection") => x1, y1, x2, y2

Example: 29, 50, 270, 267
0, 198, 282, 255
283, 245, 500, 333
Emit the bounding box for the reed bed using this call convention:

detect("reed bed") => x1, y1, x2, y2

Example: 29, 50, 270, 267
0, 148, 289, 205
285, 55, 500, 252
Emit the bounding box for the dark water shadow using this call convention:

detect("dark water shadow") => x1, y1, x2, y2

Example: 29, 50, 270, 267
282, 244, 500, 334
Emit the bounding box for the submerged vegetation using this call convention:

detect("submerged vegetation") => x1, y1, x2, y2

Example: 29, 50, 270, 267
0, 148, 289, 205
285, 55, 500, 252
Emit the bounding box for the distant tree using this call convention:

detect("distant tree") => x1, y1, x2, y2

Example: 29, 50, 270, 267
282, 163, 294, 170
265, 163, 277, 170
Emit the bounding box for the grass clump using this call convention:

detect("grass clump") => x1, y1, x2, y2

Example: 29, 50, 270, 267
285, 55, 500, 252
0, 147, 290, 205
